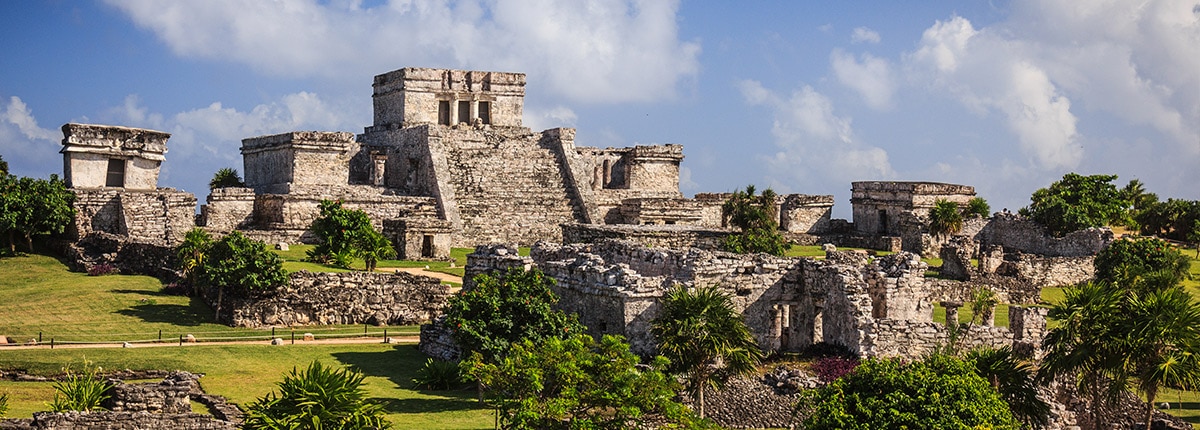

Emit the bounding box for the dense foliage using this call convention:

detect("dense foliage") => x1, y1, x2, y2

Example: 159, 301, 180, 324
967, 346, 1048, 426
1093, 237, 1189, 288
1041, 281, 1200, 429
1020, 173, 1127, 237
804, 354, 1021, 430
1136, 198, 1200, 242
208, 167, 246, 189
0, 154, 7, 175
0, 174, 75, 254
720, 185, 787, 256
202, 231, 287, 320
0, 392, 7, 418
244, 361, 390, 429
307, 200, 395, 271
964, 197, 991, 218
445, 267, 583, 363
411, 358, 463, 390
928, 198, 964, 236
651, 286, 763, 418
175, 228, 213, 294
49, 361, 113, 412
462, 334, 706, 429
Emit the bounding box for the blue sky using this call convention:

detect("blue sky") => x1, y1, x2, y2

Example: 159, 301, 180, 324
2, 0, 1197, 218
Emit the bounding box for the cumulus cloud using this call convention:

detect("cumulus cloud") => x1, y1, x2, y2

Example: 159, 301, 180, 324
523, 105, 578, 131
737, 79, 893, 186
830, 49, 895, 109
851, 27, 880, 44
0, 96, 62, 177
104, 0, 701, 104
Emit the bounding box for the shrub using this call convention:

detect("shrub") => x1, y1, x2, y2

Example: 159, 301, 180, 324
244, 361, 390, 429
811, 356, 860, 383
721, 185, 788, 256
49, 361, 113, 412
965, 197, 991, 218
307, 200, 395, 270
0, 392, 8, 418
202, 231, 287, 321
1094, 237, 1189, 288
86, 263, 118, 276
445, 267, 583, 363
412, 358, 463, 390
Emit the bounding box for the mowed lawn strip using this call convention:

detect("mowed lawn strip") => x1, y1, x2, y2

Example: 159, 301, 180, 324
0, 253, 418, 343
0, 344, 491, 429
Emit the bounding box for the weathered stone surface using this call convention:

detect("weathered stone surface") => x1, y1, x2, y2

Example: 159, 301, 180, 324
561, 223, 729, 251
977, 212, 1114, 257
62, 233, 180, 282
851, 181, 975, 238
212, 271, 450, 327
70, 188, 197, 246
60, 123, 170, 190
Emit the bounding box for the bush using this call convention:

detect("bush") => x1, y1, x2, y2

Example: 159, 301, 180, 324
86, 263, 118, 276
1094, 237, 1190, 288
811, 356, 859, 383
208, 167, 245, 189
412, 358, 463, 390
928, 199, 963, 236
307, 200, 395, 270
965, 197, 991, 218
446, 267, 583, 363
49, 361, 113, 412
804, 354, 1020, 430
244, 361, 390, 429
721, 185, 788, 256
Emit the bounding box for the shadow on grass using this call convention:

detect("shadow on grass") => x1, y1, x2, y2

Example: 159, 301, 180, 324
110, 288, 186, 297
333, 346, 423, 388
114, 301, 214, 326
372, 396, 481, 415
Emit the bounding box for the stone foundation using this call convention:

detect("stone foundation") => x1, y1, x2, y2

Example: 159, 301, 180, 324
560, 223, 729, 251
70, 188, 197, 246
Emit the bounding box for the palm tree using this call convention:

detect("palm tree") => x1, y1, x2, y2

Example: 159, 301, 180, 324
175, 228, 212, 295
1039, 281, 1126, 427
929, 198, 964, 236
967, 346, 1049, 426
356, 230, 395, 272
651, 285, 764, 418
1120, 286, 1200, 430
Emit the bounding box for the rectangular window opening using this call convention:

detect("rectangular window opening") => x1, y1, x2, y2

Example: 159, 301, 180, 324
438, 101, 451, 125
478, 101, 491, 124
105, 159, 126, 187
457, 101, 470, 125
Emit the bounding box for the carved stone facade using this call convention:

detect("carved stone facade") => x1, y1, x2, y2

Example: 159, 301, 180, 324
850, 181, 976, 252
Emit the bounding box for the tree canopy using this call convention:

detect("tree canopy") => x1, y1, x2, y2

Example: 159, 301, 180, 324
1019, 173, 1126, 237
202, 231, 287, 321
928, 198, 964, 236
0, 174, 75, 254
804, 354, 1021, 430
720, 185, 787, 256
445, 267, 583, 363
462, 334, 705, 429
1094, 237, 1190, 288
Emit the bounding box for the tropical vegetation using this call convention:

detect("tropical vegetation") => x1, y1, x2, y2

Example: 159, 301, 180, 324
1020, 173, 1127, 237
243, 360, 391, 429
307, 200, 396, 271
208, 167, 246, 189
720, 185, 788, 256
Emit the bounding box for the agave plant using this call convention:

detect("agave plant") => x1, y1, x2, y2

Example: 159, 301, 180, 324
244, 361, 390, 429
48, 361, 113, 412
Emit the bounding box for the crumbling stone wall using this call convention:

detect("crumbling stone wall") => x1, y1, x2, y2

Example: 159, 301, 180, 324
103, 372, 197, 414
198, 187, 255, 233
977, 212, 1114, 257
215, 271, 450, 327
70, 188, 197, 246
246, 187, 438, 244
560, 223, 728, 251
62, 232, 179, 282
1, 412, 236, 430
851, 181, 975, 237
60, 123, 169, 190
383, 217, 453, 260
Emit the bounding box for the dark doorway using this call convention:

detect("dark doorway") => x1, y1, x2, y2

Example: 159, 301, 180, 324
105, 159, 125, 187
478, 101, 491, 124
438, 101, 451, 125
878, 209, 889, 235
457, 101, 470, 125
421, 235, 434, 258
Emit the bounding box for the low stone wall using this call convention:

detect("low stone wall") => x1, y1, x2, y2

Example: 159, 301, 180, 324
1001, 253, 1094, 288
103, 372, 196, 414
685, 373, 808, 429
418, 316, 461, 361
0, 411, 236, 430
216, 271, 450, 327
561, 223, 729, 251
61, 233, 179, 282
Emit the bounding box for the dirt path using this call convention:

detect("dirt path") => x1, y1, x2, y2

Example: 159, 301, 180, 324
383, 267, 463, 284
0, 335, 420, 350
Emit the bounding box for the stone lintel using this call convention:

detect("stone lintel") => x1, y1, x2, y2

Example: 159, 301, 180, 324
240, 131, 356, 154
60, 123, 169, 161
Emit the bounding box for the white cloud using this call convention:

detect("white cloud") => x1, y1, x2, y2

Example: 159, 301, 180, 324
737, 79, 893, 185
830, 49, 895, 110
4, 96, 59, 142
0, 96, 62, 177
851, 27, 880, 44
104, 0, 701, 104
523, 105, 578, 131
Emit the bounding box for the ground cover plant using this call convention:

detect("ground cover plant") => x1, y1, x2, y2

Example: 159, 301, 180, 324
0, 344, 492, 428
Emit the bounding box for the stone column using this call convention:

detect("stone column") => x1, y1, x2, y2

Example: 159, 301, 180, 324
941, 301, 962, 328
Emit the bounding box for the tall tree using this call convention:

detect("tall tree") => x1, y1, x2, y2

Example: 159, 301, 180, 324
1120, 286, 1200, 430
721, 185, 787, 256
445, 267, 583, 363
1039, 281, 1126, 427
1020, 173, 1126, 237
651, 286, 763, 418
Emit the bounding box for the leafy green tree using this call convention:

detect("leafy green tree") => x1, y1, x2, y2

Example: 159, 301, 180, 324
244, 361, 390, 430
804, 354, 1020, 430
720, 185, 787, 256
0, 174, 74, 253
964, 197, 990, 218
0, 154, 8, 176
445, 267, 583, 363
462, 334, 705, 429
175, 228, 213, 295
1189, 219, 1200, 258
928, 198, 964, 236
203, 231, 288, 321
1020, 173, 1127, 237
49, 360, 114, 412
966, 346, 1049, 426
651, 286, 763, 418
307, 200, 394, 270
1094, 237, 1190, 288
208, 167, 245, 189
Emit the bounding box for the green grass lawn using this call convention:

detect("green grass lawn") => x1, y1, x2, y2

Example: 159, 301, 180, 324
0, 253, 418, 344
271, 244, 526, 279
0, 344, 491, 429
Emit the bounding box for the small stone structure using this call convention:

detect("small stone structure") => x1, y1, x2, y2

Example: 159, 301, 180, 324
61, 123, 197, 246
384, 217, 454, 260
212, 270, 450, 327
850, 181, 976, 253
456, 240, 1045, 359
